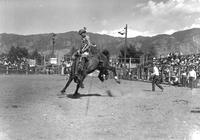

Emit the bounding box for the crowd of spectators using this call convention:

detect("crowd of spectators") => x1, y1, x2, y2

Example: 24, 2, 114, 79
148, 52, 200, 87
0, 55, 31, 74
0, 56, 27, 69
108, 52, 200, 88
0, 55, 69, 75
1, 51, 200, 88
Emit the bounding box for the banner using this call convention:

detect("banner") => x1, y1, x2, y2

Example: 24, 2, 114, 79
130, 63, 137, 68
50, 58, 58, 65
28, 59, 36, 67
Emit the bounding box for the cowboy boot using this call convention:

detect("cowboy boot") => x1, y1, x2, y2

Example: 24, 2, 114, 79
74, 59, 79, 82
79, 58, 88, 88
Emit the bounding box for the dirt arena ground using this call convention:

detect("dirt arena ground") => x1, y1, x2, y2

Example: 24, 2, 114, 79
0, 74, 200, 140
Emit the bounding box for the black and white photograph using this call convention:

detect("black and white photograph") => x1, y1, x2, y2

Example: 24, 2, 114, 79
1, 0, 200, 139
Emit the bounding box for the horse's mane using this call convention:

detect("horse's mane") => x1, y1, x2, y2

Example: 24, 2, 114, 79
89, 46, 110, 60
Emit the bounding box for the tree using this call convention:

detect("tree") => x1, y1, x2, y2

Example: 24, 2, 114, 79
119, 44, 143, 63
8, 46, 17, 63
16, 47, 28, 59
69, 46, 77, 56
146, 46, 157, 59
0, 53, 7, 58
63, 46, 77, 61
7, 46, 29, 64
30, 49, 42, 65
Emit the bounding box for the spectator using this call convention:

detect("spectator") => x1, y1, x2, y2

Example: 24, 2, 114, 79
181, 70, 187, 87
172, 74, 179, 86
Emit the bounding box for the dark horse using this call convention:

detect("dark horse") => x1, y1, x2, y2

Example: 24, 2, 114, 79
60, 48, 120, 97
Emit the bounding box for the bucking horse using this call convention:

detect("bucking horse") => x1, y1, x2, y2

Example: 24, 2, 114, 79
60, 47, 120, 97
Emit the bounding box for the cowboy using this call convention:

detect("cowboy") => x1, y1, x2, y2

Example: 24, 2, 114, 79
151, 63, 164, 92
187, 66, 197, 90
77, 27, 96, 66
74, 27, 96, 88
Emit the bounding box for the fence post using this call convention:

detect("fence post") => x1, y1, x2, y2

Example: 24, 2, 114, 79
169, 67, 171, 83
137, 66, 140, 79
147, 68, 150, 80
26, 64, 28, 75
161, 66, 163, 83
6, 66, 8, 75
141, 65, 144, 80
178, 66, 181, 83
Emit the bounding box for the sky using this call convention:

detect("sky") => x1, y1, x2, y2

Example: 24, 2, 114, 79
1, 0, 200, 37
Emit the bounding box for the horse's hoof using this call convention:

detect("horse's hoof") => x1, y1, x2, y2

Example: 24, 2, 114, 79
99, 77, 104, 82
72, 93, 80, 98
61, 90, 65, 93
117, 80, 121, 84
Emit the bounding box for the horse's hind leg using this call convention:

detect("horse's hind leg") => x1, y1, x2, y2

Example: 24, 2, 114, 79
106, 65, 120, 84
61, 76, 73, 94
98, 71, 104, 82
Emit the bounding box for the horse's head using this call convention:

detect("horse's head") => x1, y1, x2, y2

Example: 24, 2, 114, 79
101, 49, 110, 60
89, 45, 99, 55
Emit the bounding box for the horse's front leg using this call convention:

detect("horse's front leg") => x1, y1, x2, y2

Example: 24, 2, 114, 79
79, 72, 87, 88
73, 83, 81, 97
61, 75, 73, 94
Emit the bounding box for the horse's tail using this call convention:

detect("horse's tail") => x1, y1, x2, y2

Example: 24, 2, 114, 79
102, 49, 110, 60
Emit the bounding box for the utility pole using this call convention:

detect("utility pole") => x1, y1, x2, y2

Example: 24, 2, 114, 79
193, 36, 199, 54
43, 53, 46, 66
52, 33, 56, 58
124, 24, 128, 67
118, 24, 128, 67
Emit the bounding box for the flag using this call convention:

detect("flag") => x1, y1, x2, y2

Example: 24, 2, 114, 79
118, 26, 126, 35
118, 31, 124, 35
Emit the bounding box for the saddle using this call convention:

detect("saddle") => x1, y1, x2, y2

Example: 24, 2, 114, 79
79, 56, 88, 71
74, 54, 88, 76
74, 48, 105, 77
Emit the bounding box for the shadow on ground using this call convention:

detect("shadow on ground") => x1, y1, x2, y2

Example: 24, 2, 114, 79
143, 89, 153, 92
66, 93, 102, 99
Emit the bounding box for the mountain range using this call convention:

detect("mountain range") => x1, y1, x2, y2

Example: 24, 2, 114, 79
1, 28, 200, 59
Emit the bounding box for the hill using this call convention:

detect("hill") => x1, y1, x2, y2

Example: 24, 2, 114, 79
1, 28, 200, 58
